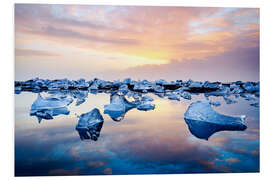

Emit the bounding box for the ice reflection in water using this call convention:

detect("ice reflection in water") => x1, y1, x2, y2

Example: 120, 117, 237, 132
15, 89, 259, 175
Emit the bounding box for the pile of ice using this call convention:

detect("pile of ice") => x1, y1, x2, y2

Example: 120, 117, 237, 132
184, 100, 247, 140
16, 78, 259, 107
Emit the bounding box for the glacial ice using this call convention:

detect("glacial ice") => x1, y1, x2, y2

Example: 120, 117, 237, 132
104, 93, 137, 121
75, 108, 104, 141
184, 100, 247, 140
30, 93, 73, 122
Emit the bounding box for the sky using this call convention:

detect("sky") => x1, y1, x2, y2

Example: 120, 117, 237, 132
15, 4, 260, 82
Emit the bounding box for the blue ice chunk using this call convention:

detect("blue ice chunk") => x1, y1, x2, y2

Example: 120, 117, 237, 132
137, 102, 155, 111
75, 108, 104, 141
141, 95, 154, 102
104, 93, 137, 121
203, 81, 220, 89
184, 100, 247, 140
30, 93, 73, 122
189, 81, 203, 88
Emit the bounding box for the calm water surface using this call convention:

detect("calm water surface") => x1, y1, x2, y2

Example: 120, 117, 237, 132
15, 91, 259, 176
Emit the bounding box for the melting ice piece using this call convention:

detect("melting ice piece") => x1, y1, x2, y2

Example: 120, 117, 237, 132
153, 85, 164, 93
184, 100, 247, 140
104, 93, 137, 121
75, 108, 104, 141
141, 95, 154, 102
180, 91, 192, 100
30, 93, 73, 123
137, 102, 155, 111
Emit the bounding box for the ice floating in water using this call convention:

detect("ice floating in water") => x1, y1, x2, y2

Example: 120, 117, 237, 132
180, 91, 192, 100
75, 108, 104, 141
141, 95, 154, 102
184, 100, 247, 140
104, 93, 137, 121
30, 93, 73, 123
137, 102, 155, 111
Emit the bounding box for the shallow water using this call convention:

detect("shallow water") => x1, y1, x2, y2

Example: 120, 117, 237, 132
15, 91, 259, 176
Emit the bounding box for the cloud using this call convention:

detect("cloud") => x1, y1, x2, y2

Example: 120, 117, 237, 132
15, 48, 60, 57
106, 46, 259, 82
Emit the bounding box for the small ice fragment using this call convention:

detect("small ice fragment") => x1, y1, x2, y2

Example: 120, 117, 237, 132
137, 102, 155, 111
104, 93, 137, 121
75, 108, 104, 141
153, 85, 164, 93
189, 81, 203, 88
141, 95, 154, 102
88, 81, 99, 90
123, 78, 131, 84
184, 100, 247, 140
203, 81, 220, 89
180, 91, 192, 100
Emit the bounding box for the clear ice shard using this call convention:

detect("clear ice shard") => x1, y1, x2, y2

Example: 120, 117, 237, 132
104, 93, 137, 121
30, 93, 73, 122
75, 108, 104, 141
184, 100, 247, 140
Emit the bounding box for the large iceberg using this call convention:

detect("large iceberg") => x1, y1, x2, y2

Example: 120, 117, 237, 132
30, 93, 73, 123
104, 93, 137, 121
75, 108, 104, 141
184, 100, 247, 140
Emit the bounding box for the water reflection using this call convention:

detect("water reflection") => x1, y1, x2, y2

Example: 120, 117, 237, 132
15, 90, 259, 176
